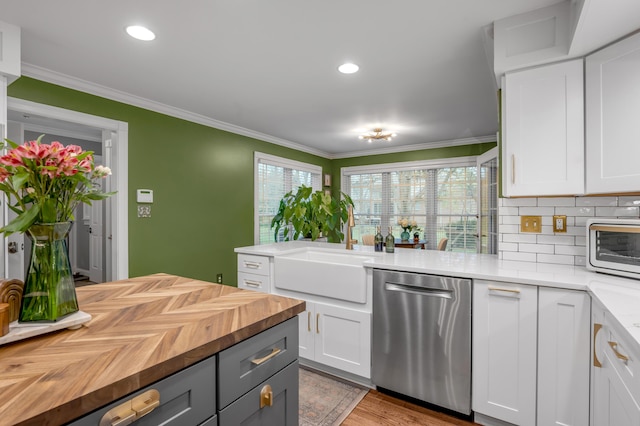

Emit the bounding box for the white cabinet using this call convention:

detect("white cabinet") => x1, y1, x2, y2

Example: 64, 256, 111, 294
592, 301, 640, 425
502, 59, 584, 197
537, 287, 590, 426
0, 21, 20, 83
586, 31, 640, 194
473, 281, 538, 425
473, 281, 590, 426
237, 254, 271, 293
298, 301, 371, 378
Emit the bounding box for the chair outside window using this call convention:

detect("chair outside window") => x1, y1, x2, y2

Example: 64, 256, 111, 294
437, 238, 448, 251
361, 235, 375, 246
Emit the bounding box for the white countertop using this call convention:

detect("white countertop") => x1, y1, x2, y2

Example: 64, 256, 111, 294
236, 241, 640, 353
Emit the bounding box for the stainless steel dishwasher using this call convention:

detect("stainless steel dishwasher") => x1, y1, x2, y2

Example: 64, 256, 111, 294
372, 269, 472, 415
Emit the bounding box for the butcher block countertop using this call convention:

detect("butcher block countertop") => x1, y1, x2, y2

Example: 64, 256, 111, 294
0, 273, 305, 426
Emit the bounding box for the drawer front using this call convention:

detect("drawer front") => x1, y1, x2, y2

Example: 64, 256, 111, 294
69, 355, 216, 426
238, 271, 270, 293
218, 360, 299, 426
603, 313, 640, 404
218, 317, 298, 408
238, 254, 270, 276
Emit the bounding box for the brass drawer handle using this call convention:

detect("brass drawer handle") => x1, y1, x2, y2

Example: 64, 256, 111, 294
244, 279, 262, 288
251, 347, 281, 365
488, 286, 521, 294
244, 261, 261, 269
307, 311, 311, 332
594, 323, 603, 368
260, 384, 273, 408
609, 341, 630, 362
100, 389, 160, 426
590, 224, 640, 234
316, 313, 320, 334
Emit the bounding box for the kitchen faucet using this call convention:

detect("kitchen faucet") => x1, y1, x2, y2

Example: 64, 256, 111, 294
345, 205, 357, 250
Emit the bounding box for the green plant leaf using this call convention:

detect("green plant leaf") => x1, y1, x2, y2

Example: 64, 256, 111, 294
0, 204, 40, 235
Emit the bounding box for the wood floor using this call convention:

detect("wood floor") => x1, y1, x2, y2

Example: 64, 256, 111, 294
342, 390, 478, 426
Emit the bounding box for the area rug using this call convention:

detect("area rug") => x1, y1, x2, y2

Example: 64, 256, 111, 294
299, 367, 369, 426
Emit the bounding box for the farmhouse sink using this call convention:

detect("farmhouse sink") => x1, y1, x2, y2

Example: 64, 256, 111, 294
273, 248, 373, 303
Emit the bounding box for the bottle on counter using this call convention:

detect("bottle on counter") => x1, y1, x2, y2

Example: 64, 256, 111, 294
385, 226, 395, 253
374, 226, 384, 252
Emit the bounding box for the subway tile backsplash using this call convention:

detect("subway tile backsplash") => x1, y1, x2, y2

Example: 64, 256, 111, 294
498, 195, 640, 266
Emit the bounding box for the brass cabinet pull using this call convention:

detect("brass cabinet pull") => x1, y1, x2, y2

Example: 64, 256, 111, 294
307, 311, 311, 332
316, 313, 320, 334
511, 154, 515, 184
594, 323, 603, 368
244, 279, 261, 288
260, 384, 274, 408
100, 389, 160, 426
609, 341, 630, 362
244, 261, 261, 269
488, 286, 521, 294
251, 348, 281, 365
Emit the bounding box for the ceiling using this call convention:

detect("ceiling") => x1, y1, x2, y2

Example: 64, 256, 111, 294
1, 0, 565, 157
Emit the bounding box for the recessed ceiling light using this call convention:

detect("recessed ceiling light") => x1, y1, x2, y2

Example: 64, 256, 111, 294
338, 63, 359, 74
126, 25, 156, 41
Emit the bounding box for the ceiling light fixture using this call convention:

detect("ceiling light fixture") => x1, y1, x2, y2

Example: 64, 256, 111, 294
126, 25, 156, 41
338, 63, 359, 74
358, 128, 397, 143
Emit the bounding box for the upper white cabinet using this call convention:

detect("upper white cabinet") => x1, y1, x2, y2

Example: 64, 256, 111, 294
0, 21, 20, 83
586, 31, 640, 194
502, 59, 585, 197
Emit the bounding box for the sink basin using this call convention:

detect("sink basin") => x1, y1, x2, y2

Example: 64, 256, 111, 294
273, 249, 372, 303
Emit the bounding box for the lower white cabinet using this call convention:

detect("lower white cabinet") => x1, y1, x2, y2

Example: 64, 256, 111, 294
593, 301, 640, 425
298, 301, 371, 378
473, 281, 590, 426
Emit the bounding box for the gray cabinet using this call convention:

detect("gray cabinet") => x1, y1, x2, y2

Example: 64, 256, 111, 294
68, 355, 217, 426
68, 317, 299, 426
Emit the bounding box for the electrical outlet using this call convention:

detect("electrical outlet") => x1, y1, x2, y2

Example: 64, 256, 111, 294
553, 215, 567, 233
137, 205, 151, 218
521, 215, 542, 233
216, 273, 223, 284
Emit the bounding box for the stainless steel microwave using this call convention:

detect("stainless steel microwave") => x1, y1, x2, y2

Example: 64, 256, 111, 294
587, 218, 640, 279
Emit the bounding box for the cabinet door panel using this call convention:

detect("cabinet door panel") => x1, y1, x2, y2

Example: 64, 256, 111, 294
472, 281, 537, 426
586, 32, 640, 194
314, 303, 371, 378
298, 304, 314, 360
503, 59, 584, 196
538, 288, 590, 426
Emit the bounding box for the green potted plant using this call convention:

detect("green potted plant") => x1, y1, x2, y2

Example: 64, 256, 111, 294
271, 185, 354, 243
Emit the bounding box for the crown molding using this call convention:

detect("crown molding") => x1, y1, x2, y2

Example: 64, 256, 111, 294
20, 63, 332, 158
329, 135, 497, 159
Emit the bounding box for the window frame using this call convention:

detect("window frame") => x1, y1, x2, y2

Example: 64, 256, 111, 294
254, 152, 322, 244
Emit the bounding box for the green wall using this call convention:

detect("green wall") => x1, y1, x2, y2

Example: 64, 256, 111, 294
8, 77, 331, 285
7, 77, 495, 286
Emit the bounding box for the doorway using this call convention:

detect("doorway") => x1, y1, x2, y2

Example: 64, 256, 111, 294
3, 98, 129, 282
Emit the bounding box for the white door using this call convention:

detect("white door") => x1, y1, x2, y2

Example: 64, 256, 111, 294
89, 175, 104, 283
537, 288, 590, 426
298, 302, 315, 360
5, 120, 24, 281
314, 303, 371, 378
472, 280, 538, 426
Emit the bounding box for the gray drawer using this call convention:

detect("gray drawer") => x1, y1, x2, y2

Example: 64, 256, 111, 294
69, 355, 216, 426
218, 360, 298, 426
218, 317, 298, 408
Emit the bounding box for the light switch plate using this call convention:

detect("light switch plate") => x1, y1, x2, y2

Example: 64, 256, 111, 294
553, 215, 567, 233
521, 215, 542, 233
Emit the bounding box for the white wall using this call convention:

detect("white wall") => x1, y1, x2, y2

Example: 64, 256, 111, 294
498, 196, 640, 266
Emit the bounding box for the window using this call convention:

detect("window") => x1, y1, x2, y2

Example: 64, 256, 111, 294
342, 157, 479, 252
254, 152, 322, 244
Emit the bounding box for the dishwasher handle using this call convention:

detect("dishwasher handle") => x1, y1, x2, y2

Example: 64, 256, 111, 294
384, 281, 453, 299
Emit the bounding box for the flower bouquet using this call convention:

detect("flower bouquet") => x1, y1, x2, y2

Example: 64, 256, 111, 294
0, 135, 114, 322
398, 218, 421, 241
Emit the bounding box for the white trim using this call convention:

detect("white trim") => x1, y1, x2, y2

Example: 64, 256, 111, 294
341, 155, 478, 177
19, 123, 102, 143
21, 63, 494, 160
7, 97, 129, 280
331, 135, 496, 159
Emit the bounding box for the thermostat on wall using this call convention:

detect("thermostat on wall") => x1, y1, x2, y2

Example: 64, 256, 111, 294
137, 189, 153, 203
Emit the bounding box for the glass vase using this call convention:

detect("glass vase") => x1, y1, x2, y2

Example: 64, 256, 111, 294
19, 222, 79, 322
400, 230, 410, 241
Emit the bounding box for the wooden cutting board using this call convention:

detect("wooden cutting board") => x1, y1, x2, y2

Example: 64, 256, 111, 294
0, 273, 305, 426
